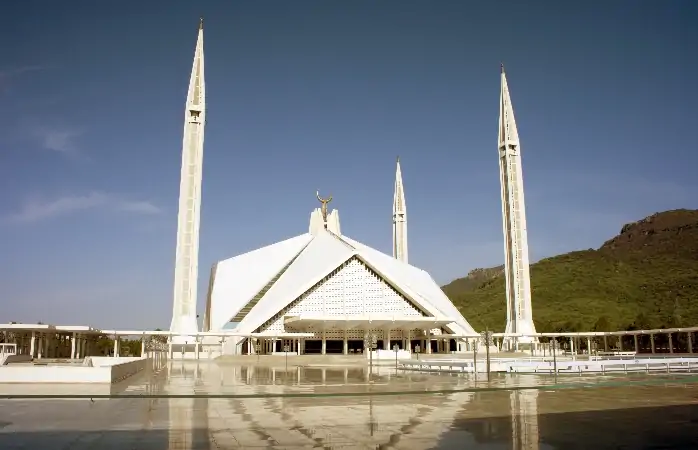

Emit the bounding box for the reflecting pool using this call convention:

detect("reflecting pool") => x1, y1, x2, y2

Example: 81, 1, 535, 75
1, 360, 697, 449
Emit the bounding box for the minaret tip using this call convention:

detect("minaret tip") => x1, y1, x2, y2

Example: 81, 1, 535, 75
199, 17, 204, 30
500, 62, 504, 73
396, 155, 400, 163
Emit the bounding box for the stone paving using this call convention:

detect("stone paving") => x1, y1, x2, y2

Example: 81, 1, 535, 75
1, 360, 698, 449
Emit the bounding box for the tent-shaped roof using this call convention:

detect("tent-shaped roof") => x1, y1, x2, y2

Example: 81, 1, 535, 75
205, 229, 476, 336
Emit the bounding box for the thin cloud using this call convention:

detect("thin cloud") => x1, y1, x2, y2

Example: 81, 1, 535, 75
0, 65, 48, 94
33, 127, 85, 156
115, 200, 162, 214
2, 192, 162, 224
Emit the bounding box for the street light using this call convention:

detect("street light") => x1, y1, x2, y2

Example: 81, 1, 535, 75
473, 337, 479, 378
480, 329, 494, 381
393, 344, 400, 372
364, 333, 377, 377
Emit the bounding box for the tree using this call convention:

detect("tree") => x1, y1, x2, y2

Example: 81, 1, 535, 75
594, 316, 612, 332
670, 299, 683, 327
152, 328, 167, 344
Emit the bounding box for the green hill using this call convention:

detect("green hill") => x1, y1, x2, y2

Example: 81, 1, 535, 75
442, 209, 698, 333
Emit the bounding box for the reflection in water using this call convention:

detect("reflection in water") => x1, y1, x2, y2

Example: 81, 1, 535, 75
4, 361, 695, 448
163, 362, 543, 449
511, 389, 539, 450
167, 363, 194, 450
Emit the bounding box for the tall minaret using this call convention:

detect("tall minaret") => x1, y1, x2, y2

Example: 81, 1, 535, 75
170, 18, 206, 341
498, 65, 536, 343
392, 156, 408, 263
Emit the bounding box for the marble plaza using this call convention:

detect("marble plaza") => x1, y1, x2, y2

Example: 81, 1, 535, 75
1, 361, 698, 449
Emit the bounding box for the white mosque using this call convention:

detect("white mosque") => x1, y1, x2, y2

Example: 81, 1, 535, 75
169, 19, 536, 357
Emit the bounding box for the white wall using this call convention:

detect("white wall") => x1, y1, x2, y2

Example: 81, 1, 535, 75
1, 354, 33, 365
0, 357, 146, 384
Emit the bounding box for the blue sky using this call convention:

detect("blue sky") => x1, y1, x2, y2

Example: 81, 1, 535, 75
1, 1, 696, 330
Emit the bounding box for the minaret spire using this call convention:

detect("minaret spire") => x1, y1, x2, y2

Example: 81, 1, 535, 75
498, 66, 536, 346
393, 156, 408, 263
170, 19, 206, 344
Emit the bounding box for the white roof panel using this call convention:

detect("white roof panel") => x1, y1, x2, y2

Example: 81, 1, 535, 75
340, 235, 477, 335
207, 234, 313, 331
237, 230, 356, 333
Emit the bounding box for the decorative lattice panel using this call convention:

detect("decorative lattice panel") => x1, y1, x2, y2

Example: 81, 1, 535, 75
259, 257, 426, 334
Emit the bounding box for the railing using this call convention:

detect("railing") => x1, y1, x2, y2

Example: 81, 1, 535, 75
507, 357, 698, 374
0, 343, 17, 355
400, 356, 698, 375
0, 343, 17, 364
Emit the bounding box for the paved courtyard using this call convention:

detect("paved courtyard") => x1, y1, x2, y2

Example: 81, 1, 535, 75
1, 360, 697, 449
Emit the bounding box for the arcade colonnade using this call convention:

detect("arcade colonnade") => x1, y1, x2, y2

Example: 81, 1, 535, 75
495, 329, 698, 355
5, 330, 100, 359
238, 328, 474, 355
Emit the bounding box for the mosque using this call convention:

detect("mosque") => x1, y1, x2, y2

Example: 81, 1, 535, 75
203, 181, 478, 356
169, 19, 536, 357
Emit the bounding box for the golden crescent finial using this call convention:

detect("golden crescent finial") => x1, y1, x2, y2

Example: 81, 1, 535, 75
316, 191, 332, 203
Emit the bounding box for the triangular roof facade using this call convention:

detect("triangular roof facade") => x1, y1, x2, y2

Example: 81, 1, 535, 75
205, 229, 476, 336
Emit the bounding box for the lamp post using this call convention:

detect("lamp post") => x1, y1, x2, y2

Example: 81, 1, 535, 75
481, 329, 494, 381
551, 338, 558, 377
364, 333, 377, 377
473, 337, 479, 379
415, 344, 421, 361
393, 344, 399, 372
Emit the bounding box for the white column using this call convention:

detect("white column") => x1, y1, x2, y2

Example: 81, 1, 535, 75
113, 337, 119, 357
37, 334, 44, 359
141, 339, 146, 357
343, 330, 348, 355
30, 331, 36, 358
688, 332, 693, 354
70, 332, 77, 359
426, 331, 432, 354
385, 329, 391, 350
195, 337, 200, 360
322, 330, 326, 355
